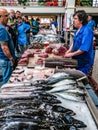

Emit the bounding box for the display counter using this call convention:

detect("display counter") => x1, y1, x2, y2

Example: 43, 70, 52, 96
0, 43, 97, 130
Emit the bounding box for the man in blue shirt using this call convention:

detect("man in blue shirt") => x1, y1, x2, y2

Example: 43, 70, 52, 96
0, 8, 16, 85
65, 10, 94, 76
87, 15, 96, 31
87, 15, 96, 59
17, 16, 30, 53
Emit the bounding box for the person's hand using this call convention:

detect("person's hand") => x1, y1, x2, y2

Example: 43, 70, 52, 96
64, 52, 72, 58
10, 58, 15, 66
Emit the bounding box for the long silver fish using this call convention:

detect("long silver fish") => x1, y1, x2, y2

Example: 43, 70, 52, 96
47, 84, 76, 93
51, 79, 76, 87
65, 88, 85, 94
48, 85, 85, 95
46, 72, 70, 85
55, 92, 85, 102
49, 72, 69, 78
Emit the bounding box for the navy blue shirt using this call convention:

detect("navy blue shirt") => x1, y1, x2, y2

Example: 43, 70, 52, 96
51, 21, 58, 28
0, 24, 15, 61
72, 25, 94, 75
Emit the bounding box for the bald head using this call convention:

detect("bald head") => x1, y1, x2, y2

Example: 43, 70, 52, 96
0, 8, 9, 25
0, 8, 8, 15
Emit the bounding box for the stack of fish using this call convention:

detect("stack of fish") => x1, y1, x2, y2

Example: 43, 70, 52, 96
0, 72, 87, 130
46, 72, 86, 102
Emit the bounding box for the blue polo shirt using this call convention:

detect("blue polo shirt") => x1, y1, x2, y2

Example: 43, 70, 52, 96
72, 25, 94, 75
17, 22, 30, 45
87, 20, 96, 31
0, 24, 15, 61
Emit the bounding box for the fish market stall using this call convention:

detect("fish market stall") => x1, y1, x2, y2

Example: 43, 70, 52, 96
0, 69, 98, 130
0, 36, 98, 130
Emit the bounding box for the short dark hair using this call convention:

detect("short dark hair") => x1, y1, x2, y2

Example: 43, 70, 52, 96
16, 10, 21, 13
88, 14, 92, 17
36, 18, 40, 21
88, 14, 92, 18
73, 10, 88, 25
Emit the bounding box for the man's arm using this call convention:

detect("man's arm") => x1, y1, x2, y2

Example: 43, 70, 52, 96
0, 42, 15, 65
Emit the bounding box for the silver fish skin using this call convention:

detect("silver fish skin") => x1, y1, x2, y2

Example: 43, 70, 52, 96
49, 72, 69, 79
1, 121, 38, 130
48, 83, 85, 96
51, 79, 76, 87
1, 82, 31, 89
47, 84, 76, 93
55, 92, 85, 102
65, 88, 85, 95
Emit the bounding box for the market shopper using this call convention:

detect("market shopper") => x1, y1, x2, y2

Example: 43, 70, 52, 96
15, 10, 22, 19
87, 15, 96, 31
16, 16, 30, 53
87, 14, 96, 56
64, 10, 94, 76
22, 15, 31, 44
9, 9, 16, 25
87, 15, 96, 75
50, 17, 58, 34
8, 9, 20, 53
0, 8, 16, 85
31, 17, 40, 35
